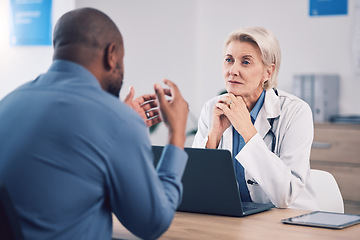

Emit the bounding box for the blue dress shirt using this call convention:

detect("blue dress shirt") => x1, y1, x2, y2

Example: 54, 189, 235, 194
0, 60, 188, 240
232, 90, 265, 202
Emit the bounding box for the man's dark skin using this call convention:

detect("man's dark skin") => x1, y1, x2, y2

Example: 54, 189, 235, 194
52, 8, 188, 148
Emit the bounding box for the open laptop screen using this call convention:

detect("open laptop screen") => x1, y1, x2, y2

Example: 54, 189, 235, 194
152, 146, 274, 217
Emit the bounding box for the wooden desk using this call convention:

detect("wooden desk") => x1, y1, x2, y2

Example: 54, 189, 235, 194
112, 209, 360, 239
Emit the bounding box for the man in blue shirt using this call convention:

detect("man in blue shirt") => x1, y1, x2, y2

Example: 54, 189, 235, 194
0, 8, 188, 240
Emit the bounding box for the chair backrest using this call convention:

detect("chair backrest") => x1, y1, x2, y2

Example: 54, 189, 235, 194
310, 169, 344, 213
0, 181, 25, 240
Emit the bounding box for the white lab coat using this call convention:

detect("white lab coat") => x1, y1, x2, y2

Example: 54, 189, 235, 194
192, 88, 319, 210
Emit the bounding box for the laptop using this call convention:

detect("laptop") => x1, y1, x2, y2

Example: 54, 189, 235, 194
152, 146, 274, 217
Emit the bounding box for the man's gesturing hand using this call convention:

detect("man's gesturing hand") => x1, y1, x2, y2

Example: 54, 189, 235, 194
154, 79, 189, 149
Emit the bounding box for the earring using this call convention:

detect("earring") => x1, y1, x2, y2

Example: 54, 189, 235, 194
262, 80, 268, 88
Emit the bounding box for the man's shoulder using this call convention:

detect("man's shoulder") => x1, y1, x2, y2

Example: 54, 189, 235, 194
3, 75, 144, 129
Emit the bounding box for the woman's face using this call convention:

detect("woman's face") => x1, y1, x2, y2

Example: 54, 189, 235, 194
223, 40, 268, 100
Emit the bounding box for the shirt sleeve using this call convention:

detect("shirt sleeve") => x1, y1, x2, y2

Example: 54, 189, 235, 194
105, 116, 188, 240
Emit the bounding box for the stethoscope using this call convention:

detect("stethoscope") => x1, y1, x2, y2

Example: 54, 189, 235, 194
268, 118, 277, 154
269, 88, 279, 154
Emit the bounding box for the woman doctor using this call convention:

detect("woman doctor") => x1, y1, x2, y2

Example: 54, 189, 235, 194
192, 27, 318, 210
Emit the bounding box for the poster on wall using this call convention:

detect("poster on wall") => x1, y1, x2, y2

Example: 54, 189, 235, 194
309, 0, 348, 16
9, 0, 52, 46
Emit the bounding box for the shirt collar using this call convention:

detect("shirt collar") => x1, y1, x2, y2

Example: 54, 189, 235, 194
48, 60, 101, 88
250, 90, 265, 123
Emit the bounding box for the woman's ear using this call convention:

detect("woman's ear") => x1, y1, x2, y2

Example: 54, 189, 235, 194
266, 64, 276, 79
103, 42, 117, 71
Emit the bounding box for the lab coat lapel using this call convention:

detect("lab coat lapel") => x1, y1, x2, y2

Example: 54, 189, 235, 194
255, 109, 271, 139
254, 89, 280, 139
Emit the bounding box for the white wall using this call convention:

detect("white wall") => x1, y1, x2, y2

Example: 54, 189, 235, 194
0, 0, 76, 99
76, 0, 199, 116
195, 0, 359, 116
1, 0, 359, 146
75, 0, 200, 146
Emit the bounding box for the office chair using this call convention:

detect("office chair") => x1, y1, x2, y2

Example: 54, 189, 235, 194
0, 181, 25, 240
310, 169, 344, 213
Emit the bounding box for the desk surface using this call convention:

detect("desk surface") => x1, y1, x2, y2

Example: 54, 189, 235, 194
112, 208, 360, 240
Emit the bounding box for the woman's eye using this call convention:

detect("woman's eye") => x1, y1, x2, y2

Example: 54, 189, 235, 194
225, 58, 233, 63
242, 60, 250, 65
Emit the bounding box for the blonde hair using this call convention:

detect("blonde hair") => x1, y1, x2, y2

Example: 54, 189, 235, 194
224, 27, 281, 90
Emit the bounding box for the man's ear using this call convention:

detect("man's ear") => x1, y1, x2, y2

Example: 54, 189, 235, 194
103, 42, 117, 71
